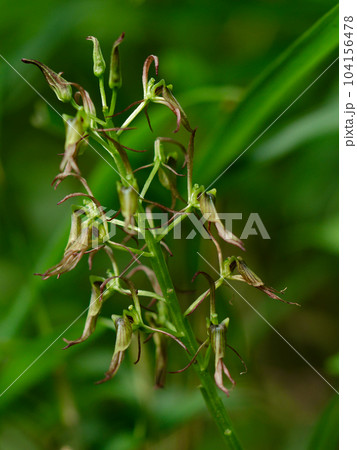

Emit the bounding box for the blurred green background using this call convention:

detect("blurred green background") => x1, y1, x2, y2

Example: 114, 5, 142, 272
0, 0, 338, 449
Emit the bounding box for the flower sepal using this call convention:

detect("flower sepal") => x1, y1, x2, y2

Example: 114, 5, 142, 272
22, 58, 72, 102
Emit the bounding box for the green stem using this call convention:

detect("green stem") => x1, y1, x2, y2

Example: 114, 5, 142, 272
155, 210, 190, 241
99, 77, 108, 113
104, 108, 242, 450
140, 160, 160, 198
117, 101, 147, 137
143, 222, 242, 449
184, 278, 225, 317
89, 131, 128, 182
108, 240, 153, 257
109, 88, 118, 117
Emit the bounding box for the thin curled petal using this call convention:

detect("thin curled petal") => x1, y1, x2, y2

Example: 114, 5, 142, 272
227, 344, 248, 375
142, 55, 159, 91
169, 340, 207, 374
145, 325, 188, 353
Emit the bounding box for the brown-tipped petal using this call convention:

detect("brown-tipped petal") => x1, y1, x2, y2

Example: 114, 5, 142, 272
94, 127, 136, 132
95, 351, 125, 384
162, 163, 185, 177
257, 286, 300, 306
51, 173, 93, 196
227, 344, 248, 375
160, 240, 173, 257
144, 105, 153, 132
235, 258, 299, 305
62, 280, 108, 349
214, 359, 230, 397
36, 250, 84, 280
142, 55, 159, 91
222, 361, 236, 387
109, 99, 144, 117
173, 106, 181, 133
157, 137, 187, 156
169, 340, 207, 374
159, 86, 192, 133
134, 332, 141, 365
141, 198, 179, 213
71, 84, 96, 123
215, 221, 245, 251
146, 326, 188, 352
22, 58, 72, 102
120, 144, 147, 153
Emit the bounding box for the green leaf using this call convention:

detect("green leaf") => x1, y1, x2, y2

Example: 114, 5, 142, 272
252, 94, 338, 163
307, 395, 338, 450
0, 324, 106, 411
195, 4, 338, 184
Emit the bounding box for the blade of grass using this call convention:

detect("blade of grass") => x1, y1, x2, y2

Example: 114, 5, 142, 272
0, 324, 106, 411
307, 395, 338, 450
195, 4, 338, 183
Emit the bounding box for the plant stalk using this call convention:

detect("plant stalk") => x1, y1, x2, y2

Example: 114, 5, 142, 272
108, 96, 243, 450
143, 222, 243, 449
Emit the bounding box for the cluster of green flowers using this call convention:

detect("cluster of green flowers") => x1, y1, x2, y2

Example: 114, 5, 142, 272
24, 35, 297, 394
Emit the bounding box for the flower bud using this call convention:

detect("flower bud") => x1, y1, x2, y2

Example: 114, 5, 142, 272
86, 36, 106, 77
109, 33, 125, 89
117, 182, 138, 229
22, 59, 72, 102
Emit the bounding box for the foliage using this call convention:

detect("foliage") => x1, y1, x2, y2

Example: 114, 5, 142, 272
0, 1, 338, 449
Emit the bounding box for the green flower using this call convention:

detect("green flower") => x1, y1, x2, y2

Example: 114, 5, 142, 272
22, 59, 72, 102
199, 190, 245, 251
209, 318, 235, 396
96, 315, 133, 384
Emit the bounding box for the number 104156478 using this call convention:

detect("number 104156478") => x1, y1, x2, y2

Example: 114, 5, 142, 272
344, 16, 354, 86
